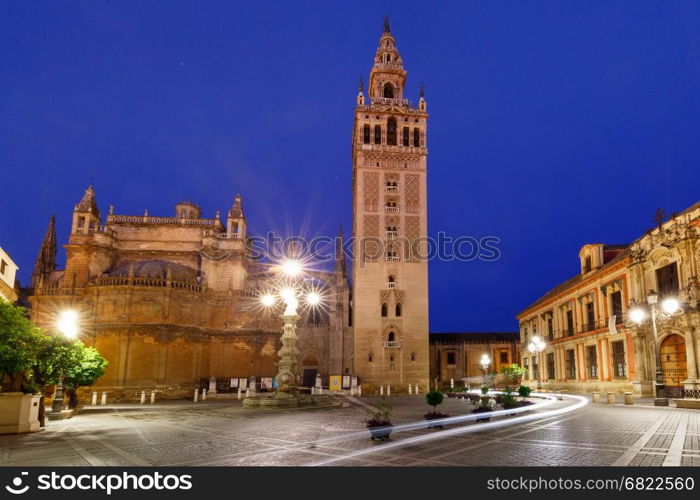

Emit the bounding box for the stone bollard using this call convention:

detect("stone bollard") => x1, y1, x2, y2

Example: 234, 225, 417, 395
450, 378, 454, 389
408, 383, 413, 395
237, 388, 242, 400
202, 389, 207, 401
194, 389, 198, 402
140, 391, 146, 404
607, 392, 616, 404
358, 385, 362, 396
101, 392, 107, 405
624, 392, 633, 405
91, 392, 97, 406
592, 391, 600, 403
150, 391, 156, 404
245, 388, 250, 398
415, 385, 420, 395
387, 385, 391, 396
380, 385, 384, 396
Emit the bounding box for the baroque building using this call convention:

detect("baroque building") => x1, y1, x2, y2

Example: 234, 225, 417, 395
517, 201, 700, 397
351, 18, 430, 390
29, 187, 352, 399
0, 246, 19, 302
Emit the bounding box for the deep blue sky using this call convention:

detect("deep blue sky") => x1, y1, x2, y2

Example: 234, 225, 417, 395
1, 1, 699, 332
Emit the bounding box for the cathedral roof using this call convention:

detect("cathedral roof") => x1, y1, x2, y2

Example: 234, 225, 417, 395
106, 260, 198, 282
74, 185, 100, 218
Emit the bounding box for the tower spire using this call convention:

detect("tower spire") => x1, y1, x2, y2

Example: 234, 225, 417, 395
335, 225, 347, 278
383, 15, 390, 33
32, 214, 57, 288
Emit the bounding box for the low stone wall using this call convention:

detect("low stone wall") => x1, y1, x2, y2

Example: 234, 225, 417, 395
533, 380, 634, 395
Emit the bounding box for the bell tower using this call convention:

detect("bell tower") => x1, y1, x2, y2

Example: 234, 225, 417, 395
351, 18, 429, 390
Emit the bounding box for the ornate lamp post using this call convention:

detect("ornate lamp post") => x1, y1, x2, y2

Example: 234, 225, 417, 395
50, 310, 79, 416
480, 354, 491, 387
527, 335, 546, 391
629, 289, 681, 406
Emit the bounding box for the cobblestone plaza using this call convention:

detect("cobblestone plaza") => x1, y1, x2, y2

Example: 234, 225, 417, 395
1, 396, 698, 467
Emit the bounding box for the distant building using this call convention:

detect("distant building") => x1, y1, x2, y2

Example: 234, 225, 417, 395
0, 246, 19, 302
517, 201, 700, 397
429, 332, 520, 388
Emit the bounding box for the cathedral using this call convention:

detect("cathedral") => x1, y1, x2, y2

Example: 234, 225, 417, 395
28, 19, 430, 399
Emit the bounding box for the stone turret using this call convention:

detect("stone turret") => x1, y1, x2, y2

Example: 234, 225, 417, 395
31, 215, 57, 288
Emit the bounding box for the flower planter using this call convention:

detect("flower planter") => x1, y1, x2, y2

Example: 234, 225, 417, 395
471, 408, 492, 423
368, 424, 393, 441
424, 412, 449, 429
0, 393, 42, 434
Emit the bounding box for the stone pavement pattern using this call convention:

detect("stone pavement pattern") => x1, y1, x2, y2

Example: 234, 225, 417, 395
0, 396, 699, 467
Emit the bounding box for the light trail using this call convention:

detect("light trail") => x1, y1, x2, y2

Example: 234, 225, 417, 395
310, 393, 589, 466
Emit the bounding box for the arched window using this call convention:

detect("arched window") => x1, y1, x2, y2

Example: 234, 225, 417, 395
388, 331, 395, 342
381, 303, 388, 317
363, 124, 370, 144
395, 303, 402, 317
402, 127, 409, 146
411, 352, 416, 362
368, 353, 373, 362
383, 83, 394, 98
374, 125, 382, 144
413, 128, 420, 147
388, 275, 395, 283
387, 117, 397, 145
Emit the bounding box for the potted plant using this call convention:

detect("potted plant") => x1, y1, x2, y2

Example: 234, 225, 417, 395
364, 402, 393, 441
500, 387, 519, 415
471, 395, 495, 422
425, 390, 449, 428
499, 363, 527, 390
517, 385, 532, 398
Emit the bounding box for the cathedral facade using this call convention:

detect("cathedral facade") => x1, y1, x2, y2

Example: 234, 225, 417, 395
28, 20, 432, 399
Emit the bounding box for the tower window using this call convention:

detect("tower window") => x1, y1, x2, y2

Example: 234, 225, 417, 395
381, 303, 388, 317
363, 124, 370, 144
388, 331, 395, 342
402, 127, 409, 146
368, 353, 373, 362
383, 83, 394, 98
387, 117, 397, 145
413, 128, 420, 147
411, 352, 416, 362
395, 303, 402, 317
374, 125, 381, 144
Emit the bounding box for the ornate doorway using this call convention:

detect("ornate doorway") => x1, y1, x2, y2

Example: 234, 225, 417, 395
659, 334, 687, 398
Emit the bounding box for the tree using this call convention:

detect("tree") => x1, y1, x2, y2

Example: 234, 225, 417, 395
425, 390, 444, 411
499, 363, 527, 387
0, 301, 44, 392
30, 334, 76, 426
63, 343, 107, 408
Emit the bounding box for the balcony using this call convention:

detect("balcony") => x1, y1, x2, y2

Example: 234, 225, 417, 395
385, 206, 400, 214
384, 341, 402, 348
386, 255, 400, 262
387, 282, 396, 289
386, 230, 398, 239
385, 185, 399, 192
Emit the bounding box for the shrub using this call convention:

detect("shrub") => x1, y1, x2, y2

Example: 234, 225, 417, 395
500, 364, 527, 386
425, 390, 444, 410
501, 388, 517, 407
517, 385, 532, 398
364, 402, 392, 427
480, 384, 489, 395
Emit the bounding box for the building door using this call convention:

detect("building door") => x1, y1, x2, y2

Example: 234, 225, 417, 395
659, 334, 687, 398
302, 369, 318, 388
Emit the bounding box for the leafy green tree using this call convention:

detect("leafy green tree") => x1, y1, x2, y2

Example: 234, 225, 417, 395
499, 363, 527, 387
0, 301, 44, 392
425, 390, 444, 411
63, 343, 107, 408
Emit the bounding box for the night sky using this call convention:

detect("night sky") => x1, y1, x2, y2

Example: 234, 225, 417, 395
1, 1, 699, 332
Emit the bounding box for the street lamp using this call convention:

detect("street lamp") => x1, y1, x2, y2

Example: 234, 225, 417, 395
51, 310, 80, 415
527, 335, 546, 390
480, 354, 491, 387
259, 259, 325, 394
629, 290, 681, 406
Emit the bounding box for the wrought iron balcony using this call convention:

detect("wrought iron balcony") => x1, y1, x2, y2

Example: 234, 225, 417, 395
383, 341, 402, 348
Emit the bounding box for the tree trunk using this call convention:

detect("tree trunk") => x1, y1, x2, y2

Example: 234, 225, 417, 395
66, 387, 79, 409
38, 394, 46, 427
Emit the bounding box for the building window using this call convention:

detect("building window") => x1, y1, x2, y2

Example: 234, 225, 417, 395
656, 262, 679, 297
612, 340, 626, 378
395, 303, 402, 317
546, 352, 555, 380
374, 125, 382, 144
499, 352, 508, 364
402, 127, 409, 146
368, 353, 373, 362
547, 316, 553, 340
411, 352, 416, 362
446, 351, 456, 365
0, 260, 6, 275
586, 345, 598, 379
381, 303, 388, 317
363, 124, 370, 144
565, 349, 576, 379
584, 255, 592, 273
523, 357, 530, 379
413, 127, 420, 147
611, 291, 623, 322
566, 310, 574, 337
383, 83, 394, 98
387, 331, 395, 342
586, 302, 595, 331
387, 117, 397, 145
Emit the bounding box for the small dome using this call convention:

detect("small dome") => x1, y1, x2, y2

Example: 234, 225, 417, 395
106, 260, 198, 282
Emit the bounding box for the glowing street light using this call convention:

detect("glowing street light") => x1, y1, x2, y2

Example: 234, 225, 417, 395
279, 259, 302, 278
260, 293, 275, 307
51, 310, 81, 417
306, 291, 321, 306
480, 354, 491, 386
629, 290, 682, 406
527, 335, 546, 390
